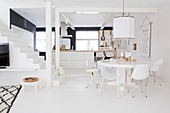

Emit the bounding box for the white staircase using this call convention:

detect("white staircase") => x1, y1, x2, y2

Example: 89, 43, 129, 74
0, 20, 46, 70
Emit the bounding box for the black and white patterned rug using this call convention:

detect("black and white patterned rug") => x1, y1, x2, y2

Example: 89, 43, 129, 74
0, 85, 22, 113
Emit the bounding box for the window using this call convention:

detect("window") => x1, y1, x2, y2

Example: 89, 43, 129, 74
36, 32, 55, 51
76, 31, 99, 50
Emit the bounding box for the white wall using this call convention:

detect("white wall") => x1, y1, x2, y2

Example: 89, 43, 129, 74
126, 12, 170, 84
127, 13, 157, 61
11, 25, 34, 48
0, 4, 9, 25
154, 4, 170, 83
130, 4, 170, 84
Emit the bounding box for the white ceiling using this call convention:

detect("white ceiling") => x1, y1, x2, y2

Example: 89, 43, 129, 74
0, 0, 45, 8
62, 12, 114, 27
13, 8, 115, 27
13, 8, 55, 27
12, 0, 169, 27
1, 0, 169, 8
51, 0, 169, 8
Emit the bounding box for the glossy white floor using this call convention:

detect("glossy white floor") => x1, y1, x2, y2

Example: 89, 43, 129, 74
11, 69, 170, 113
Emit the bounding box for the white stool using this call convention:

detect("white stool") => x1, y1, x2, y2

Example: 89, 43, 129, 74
21, 80, 42, 92
86, 69, 99, 88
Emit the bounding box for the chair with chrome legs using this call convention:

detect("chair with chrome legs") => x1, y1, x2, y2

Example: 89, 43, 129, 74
127, 64, 149, 98
98, 67, 119, 97
146, 59, 163, 86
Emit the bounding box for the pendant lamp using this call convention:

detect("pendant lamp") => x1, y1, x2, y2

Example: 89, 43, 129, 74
113, 0, 135, 40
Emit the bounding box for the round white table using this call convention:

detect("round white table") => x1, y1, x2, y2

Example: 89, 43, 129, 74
97, 60, 150, 69
97, 60, 151, 88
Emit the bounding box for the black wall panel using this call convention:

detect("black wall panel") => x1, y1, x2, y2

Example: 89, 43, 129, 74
10, 9, 36, 51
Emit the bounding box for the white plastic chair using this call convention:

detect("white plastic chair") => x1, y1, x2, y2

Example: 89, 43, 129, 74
96, 53, 105, 68
98, 67, 119, 96
96, 52, 104, 58
146, 59, 163, 86
128, 64, 149, 98
106, 52, 114, 57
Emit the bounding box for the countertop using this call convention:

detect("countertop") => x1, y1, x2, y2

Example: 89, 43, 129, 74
52, 50, 116, 52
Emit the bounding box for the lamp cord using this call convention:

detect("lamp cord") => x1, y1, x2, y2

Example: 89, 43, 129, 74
122, 0, 125, 16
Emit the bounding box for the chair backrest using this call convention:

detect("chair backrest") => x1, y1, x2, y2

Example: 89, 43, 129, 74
154, 59, 163, 65
131, 64, 149, 80
106, 52, 114, 57
96, 52, 105, 61
96, 52, 104, 57
150, 59, 163, 72
100, 67, 116, 80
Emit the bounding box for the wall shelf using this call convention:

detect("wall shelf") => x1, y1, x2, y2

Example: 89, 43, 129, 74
99, 30, 113, 50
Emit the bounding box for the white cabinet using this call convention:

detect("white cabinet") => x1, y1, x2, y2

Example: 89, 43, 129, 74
52, 52, 94, 69
60, 54, 71, 61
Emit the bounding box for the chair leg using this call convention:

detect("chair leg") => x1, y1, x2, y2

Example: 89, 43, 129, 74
106, 79, 109, 88
86, 72, 98, 88
117, 86, 120, 99
35, 84, 37, 92
145, 77, 149, 87
127, 87, 132, 93
152, 74, 162, 86
127, 79, 134, 93
153, 75, 156, 83
132, 84, 138, 98
143, 85, 148, 98
140, 81, 147, 98
154, 76, 162, 86
22, 85, 25, 92
98, 78, 105, 95
128, 81, 148, 98
140, 81, 144, 93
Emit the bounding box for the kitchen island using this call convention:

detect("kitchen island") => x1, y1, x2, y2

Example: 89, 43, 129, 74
52, 50, 126, 69
52, 51, 94, 69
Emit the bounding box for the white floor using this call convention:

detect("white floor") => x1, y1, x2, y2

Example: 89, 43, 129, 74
11, 69, 170, 113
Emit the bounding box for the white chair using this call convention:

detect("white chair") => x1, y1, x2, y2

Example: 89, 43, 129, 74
147, 59, 163, 86
96, 52, 105, 68
85, 60, 99, 88
128, 64, 149, 98
96, 52, 104, 59
98, 67, 119, 96
106, 52, 114, 57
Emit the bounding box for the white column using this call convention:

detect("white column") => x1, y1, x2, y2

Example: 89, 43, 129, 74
55, 8, 60, 70
46, 1, 52, 87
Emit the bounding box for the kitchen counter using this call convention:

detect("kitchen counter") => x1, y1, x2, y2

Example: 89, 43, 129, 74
52, 50, 115, 52
52, 49, 127, 68
52, 51, 94, 69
